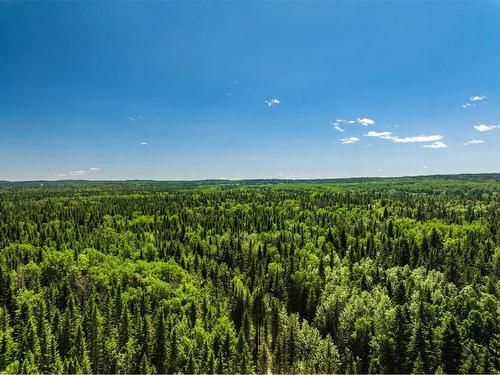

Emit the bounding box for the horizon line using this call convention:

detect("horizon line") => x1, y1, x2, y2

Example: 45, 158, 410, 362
1, 172, 499, 184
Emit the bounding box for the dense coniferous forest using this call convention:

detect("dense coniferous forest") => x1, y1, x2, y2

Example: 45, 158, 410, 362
0, 174, 498, 374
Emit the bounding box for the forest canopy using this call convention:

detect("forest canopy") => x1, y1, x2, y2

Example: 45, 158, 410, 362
0, 174, 498, 374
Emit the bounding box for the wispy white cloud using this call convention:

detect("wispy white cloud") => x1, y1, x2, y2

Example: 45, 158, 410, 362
52, 167, 100, 178
336, 119, 356, 124
392, 134, 443, 143
365, 131, 393, 139
470, 95, 487, 102
128, 115, 143, 121
332, 123, 345, 132
463, 95, 487, 108
265, 98, 280, 107
356, 117, 375, 126
139, 141, 148, 145
333, 117, 375, 128
474, 124, 500, 132
423, 141, 447, 149
339, 137, 360, 144
462, 139, 485, 146
364, 131, 443, 144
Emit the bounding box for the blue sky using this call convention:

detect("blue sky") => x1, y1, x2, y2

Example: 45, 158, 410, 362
0, 1, 499, 180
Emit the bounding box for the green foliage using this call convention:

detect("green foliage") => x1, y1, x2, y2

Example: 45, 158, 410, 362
0, 175, 498, 373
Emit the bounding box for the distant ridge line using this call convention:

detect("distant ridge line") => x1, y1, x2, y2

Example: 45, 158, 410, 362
0, 173, 499, 188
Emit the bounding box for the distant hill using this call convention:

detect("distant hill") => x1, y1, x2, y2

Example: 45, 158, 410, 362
0, 173, 499, 189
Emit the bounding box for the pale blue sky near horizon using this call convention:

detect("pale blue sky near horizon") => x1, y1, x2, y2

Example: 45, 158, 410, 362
0, 1, 499, 181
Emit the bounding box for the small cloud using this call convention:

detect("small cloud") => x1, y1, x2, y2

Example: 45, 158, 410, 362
233, 80, 238, 84
462, 139, 485, 146
474, 124, 499, 132
227, 92, 233, 96
139, 142, 148, 146
339, 137, 360, 144
332, 117, 374, 128
53, 168, 99, 178
422, 166, 428, 169
128, 115, 143, 121
332, 123, 345, 132
365, 131, 393, 139
470, 95, 487, 102
392, 134, 443, 143
423, 141, 447, 149
265, 98, 281, 107
356, 117, 375, 126
365, 132, 443, 144
463, 95, 487, 108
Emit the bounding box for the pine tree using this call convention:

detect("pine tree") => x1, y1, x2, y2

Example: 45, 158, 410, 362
20, 350, 39, 375
119, 306, 130, 349
236, 330, 252, 374
168, 324, 178, 373
393, 305, 409, 373
19, 316, 41, 365
441, 316, 461, 374
412, 353, 425, 374
84, 297, 101, 374
153, 308, 167, 373
256, 340, 268, 375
